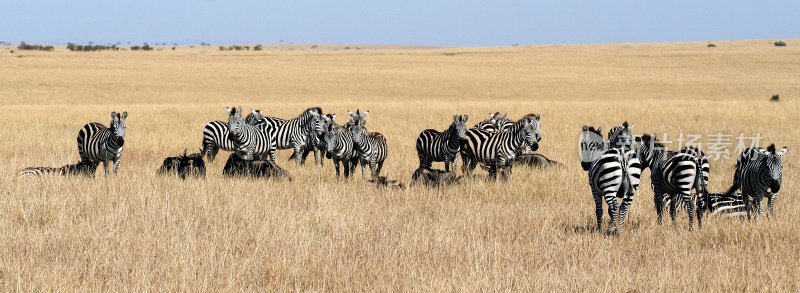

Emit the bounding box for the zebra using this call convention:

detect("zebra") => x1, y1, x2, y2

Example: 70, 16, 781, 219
634, 133, 709, 229
288, 113, 335, 165
202, 109, 269, 162
459, 114, 540, 178
699, 192, 747, 217
259, 107, 323, 165
723, 144, 787, 219
77, 111, 127, 176
20, 161, 98, 178
473, 112, 511, 133
324, 122, 359, 178
350, 116, 388, 180
580, 125, 641, 234
603, 121, 642, 231
226, 106, 277, 161
416, 115, 468, 172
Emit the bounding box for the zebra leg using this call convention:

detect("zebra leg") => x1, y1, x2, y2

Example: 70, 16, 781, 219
313, 148, 320, 165
444, 157, 451, 172
343, 160, 351, 179
376, 161, 384, 177
360, 160, 367, 180
294, 146, 304, 166
269, 150, 276, 162
451, 155, 458, 174
654, 190, 666, 225
603, 191, 619, 234
744, 192, 753, 220
756, 195, 765, 219
669, 194, 680, 225
103, 160, 110, 176
618, 191, 634, 234
592, 188, 604, 232
369, 158, 378, 179
682, 193, 695, 230
768, 193, 776, 217
113, 157, 121, 176
207, 145, 218, 162
461, 156, 471, 174
333, 159, 341, 177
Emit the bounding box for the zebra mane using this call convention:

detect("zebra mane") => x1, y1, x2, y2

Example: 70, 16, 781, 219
304, 107, 323, 115
585, 126, 602, 136
369, 132, 384, 139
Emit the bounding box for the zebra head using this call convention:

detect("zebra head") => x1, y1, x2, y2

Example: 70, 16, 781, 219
608, 121, 634, 150
633, 133, 664, 169
245, 109, 264, 125
451, 115, 469, 140
226, 106, 245, 138
765, 144, 787, 192
351, 118, 367, 145
492, 112, 513, 132
579, 125, 604, 171
110, 111, 127, 140
324, 123, 341, 152
521, 114, 541, 151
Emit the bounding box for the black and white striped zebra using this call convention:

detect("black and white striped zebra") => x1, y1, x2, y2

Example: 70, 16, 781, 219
324, 122, 359, 178
258, 107, 322, 165
700, 192, 747, 217
289, 113, 335, 165
635, 133, 709, 229
226, 106, 277, 161
416, 115, 468, 172
723, 144, 787, 219
459, 114, 540, 178
202, 109, 269, 162
20, 161, 99, 178
580, 125, 641, 234
350, 116, 388, 179
77, 111, 127, 176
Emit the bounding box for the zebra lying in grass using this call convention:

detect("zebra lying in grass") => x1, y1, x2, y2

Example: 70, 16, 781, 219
368, 175, 406, 190
411, 167, 462, 187
20, 161, 98, 178
514, 153, 564, 168
157, 150, 206, 179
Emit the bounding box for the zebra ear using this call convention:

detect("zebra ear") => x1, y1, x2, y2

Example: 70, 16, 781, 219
111, 111, 118, 120
597, 126, 602, 133
582, 125, 588, 131
778, 146, 787, 156
535, 114, 540, 120
489, 112, 495, 119
226, 107, 233, 115
453, 115, 459, 122
629, 123, 634, 130
237, 106, 243, 115
362, 110, 369, 118
251, 109, 257, 115
331, 114, 336, 121
121, 111, 127, 119
463, 114, 468, 122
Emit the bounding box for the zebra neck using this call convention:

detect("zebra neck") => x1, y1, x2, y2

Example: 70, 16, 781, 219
108, 135, 125, 148
509, 128, 526, 149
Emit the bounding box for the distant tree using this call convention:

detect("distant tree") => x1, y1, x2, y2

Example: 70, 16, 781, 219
254, 44, 263, 51
774, 41, 787, 47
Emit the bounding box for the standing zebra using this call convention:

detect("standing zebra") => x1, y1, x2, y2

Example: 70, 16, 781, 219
324, 122, 359, 178
202, 109, 269, 162
226, 106, 277, 161
416, 115, 468, 172
723, 144, 787, 219
259, 107, 323, 165
580, 125, 642, 233
604, 121, 642, 231
77, 111, 128, 176
350, 116, 388, 180
635, 133, 709, 229
459, 114, 540, 178
289, 113, 335, 165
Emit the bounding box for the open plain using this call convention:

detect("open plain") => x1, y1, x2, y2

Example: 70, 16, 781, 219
1, 39, 799, 291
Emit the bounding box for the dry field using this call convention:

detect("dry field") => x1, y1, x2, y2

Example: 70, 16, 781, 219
1, 39, 799, 291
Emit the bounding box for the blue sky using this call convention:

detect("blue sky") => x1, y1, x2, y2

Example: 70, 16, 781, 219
1, 0, 797, 46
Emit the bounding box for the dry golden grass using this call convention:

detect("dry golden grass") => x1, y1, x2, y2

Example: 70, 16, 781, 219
1, 39, 799, 291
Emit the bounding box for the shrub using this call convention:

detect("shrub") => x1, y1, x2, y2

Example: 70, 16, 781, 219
254, 44, 262, 51
67, 43, 120, 52
771, 94, 780, 102
774, 41, 787, 47
17, 42, 54, 51
707, 43, 716, 47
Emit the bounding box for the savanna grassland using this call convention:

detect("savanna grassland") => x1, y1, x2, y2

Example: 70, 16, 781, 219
1, 39, 799, 291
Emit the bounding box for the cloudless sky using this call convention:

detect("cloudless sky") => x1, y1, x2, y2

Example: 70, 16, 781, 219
1, 0, 797, 46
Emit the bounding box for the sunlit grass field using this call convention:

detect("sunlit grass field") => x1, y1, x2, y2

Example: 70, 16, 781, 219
1, 39, 799, 291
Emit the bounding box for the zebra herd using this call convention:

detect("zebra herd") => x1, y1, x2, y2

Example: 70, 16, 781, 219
580, 122, 787, 234
19, 109, 789, 233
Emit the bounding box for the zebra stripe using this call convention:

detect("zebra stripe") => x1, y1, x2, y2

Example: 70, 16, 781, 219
202, 109, 268, 162
350, 118, 388, 179
416, 115, 468, 172
226, 106, 277, 161
459, 115, 540, 178
635, 134, 708, 229
324, 122, 359, 178
724, 144, 786, 219
580, 125, 641, 234
260, 107, 322, 165
77, 111, 127, 176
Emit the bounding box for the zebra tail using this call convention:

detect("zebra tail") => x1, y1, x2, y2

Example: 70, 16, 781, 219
696, 163, 710, 213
